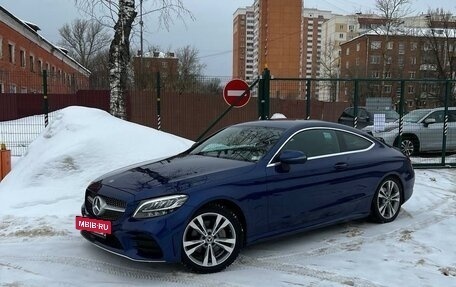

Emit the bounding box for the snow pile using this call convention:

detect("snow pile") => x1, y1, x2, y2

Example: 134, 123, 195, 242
0, 106, 193, 221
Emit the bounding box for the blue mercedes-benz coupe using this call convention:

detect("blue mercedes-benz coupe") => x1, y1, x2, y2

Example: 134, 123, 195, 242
79, 120, 414, 273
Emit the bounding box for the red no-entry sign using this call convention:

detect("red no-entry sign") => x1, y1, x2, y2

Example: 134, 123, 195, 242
223, 79, 251, 108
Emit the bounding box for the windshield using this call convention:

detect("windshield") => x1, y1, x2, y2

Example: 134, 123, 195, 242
190, 125, 284, 162
402, 109, 431, 123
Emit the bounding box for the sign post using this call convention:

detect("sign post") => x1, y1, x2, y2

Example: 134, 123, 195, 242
223, 79, 251, 108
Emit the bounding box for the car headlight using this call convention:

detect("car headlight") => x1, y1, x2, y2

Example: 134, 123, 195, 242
133, 195, 188, 219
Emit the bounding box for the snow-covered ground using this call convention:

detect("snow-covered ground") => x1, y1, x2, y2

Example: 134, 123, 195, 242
1, 107, 456, 286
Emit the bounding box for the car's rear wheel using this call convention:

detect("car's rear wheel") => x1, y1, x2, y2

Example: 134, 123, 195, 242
182, 204, 243, 273
371, 177, 403, 223
400, 136, 418, 156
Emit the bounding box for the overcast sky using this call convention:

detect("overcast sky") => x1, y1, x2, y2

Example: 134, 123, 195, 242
2, 0, 455, 76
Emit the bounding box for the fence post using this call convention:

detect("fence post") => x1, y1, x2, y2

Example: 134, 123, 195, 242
441, 80, 450, 165
306, 80, 311, 119
397, 80, 405, 151
42, 70, 49, 127
258, 68, 270, 120
353, 80, 359, 128
156, 72, 161, 130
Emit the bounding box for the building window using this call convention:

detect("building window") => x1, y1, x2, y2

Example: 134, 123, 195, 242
370, 55, 381, 64
371, 71, 380, 78
10, 84, 17, 93
387, 42, 393, 49
398, 43, 405, 54
46, 62, 50, 73
371, 41, 381, 50
408, 86, 415, 94
339, 33, 344, 39
411, 42, 418, 51
20, 87, 27, 94
0, 37, 3, 59
398, 56, 404, 66
346, 48, 350, 55
38, 59, 43, 74
20, 49, 26, 67
384, 72, 391, 78
8, 43, 15, 63
410, 57, 417, 65
339, 24, 344, 30
30, 55, 35, 72
383, 85, 392, 93
409, 71, 416, 79
386, 56, 392, 64
345, 61, 349, 69
0, 82, 4, 93
356, 57, 360, 66
356, 43, 360, 51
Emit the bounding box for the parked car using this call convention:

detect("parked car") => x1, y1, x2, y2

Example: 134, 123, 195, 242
363, 107, 456, 156
338, 107, 399, 129
77, 120, 415, 273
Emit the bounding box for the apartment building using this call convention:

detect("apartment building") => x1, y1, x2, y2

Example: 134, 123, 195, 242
319, 14, 385, 101
233, 6, 255, 82
339, 29, 456, 108
300, 8, 334, 99
0, 6, 90, 94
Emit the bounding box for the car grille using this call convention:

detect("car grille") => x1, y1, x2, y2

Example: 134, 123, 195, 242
85, 189, 127, 221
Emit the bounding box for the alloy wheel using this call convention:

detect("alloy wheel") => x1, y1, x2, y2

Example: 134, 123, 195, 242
401, 139, 415, 156
376, 180, 401, 220
183, 212, 237, 268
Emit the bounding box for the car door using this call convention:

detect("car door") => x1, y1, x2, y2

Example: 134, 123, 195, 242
265, 128, 375, 232
420, 111, 445, 151
446, 110, 456, 150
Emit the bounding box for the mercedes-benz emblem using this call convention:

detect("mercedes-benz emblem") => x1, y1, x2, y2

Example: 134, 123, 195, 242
92, 196, 107, 216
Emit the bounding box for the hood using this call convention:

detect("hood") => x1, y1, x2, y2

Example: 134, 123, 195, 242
98, 154, 254, 195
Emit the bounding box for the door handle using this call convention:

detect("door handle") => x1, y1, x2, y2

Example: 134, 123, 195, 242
334, 162, 349, 170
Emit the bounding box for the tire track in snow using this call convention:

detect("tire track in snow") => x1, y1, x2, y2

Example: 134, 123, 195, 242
235, 255, 386, 287
0, 255, 240, 287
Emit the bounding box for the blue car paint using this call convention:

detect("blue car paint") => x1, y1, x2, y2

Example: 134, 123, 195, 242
80, 120, 414, 264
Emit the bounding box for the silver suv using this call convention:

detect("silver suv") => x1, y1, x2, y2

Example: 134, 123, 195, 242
363, 107, 456, 156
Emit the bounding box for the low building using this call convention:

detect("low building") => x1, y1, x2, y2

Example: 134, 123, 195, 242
339, 28, 456, 109
0, 6, 90, 94
132, 51, 179, 89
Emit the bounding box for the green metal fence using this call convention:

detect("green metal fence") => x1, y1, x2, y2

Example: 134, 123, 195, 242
264, 74, 456, 168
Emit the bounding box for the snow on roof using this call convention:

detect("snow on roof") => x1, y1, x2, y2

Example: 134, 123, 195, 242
0, 6, 90, 75
21, 20, 40, 32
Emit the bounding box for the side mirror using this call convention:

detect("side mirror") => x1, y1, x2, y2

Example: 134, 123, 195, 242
423, 118, 436, 127
279, 150, 307, 164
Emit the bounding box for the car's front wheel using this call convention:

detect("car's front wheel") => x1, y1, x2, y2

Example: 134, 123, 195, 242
181, 204, 243, 273
371, 177, 403, 223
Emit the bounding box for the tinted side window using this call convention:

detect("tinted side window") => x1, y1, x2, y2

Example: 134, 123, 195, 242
337, 131, 373, 152
449, 111, 456, 122
282, 129, 340, 157
428, 111, 444, 123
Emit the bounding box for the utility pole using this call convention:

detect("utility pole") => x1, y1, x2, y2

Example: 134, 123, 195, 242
140, 0, 144, 75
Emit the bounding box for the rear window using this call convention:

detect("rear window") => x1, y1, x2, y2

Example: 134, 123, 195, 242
337, 131, 373, 152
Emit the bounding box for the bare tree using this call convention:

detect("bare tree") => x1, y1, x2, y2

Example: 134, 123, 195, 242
319, 41, 341, 101
375, 0, 412, 34
75, 0, 192, 119
422, 9, 456, 105
175, 45, 206, 94
374, 0, 412, 99
58, 19, 111, 70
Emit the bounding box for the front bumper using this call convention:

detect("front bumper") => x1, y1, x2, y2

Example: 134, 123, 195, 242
80, 203, 191, 263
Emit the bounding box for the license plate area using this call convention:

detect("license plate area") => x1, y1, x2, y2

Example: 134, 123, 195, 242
75, 216, 112, 235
